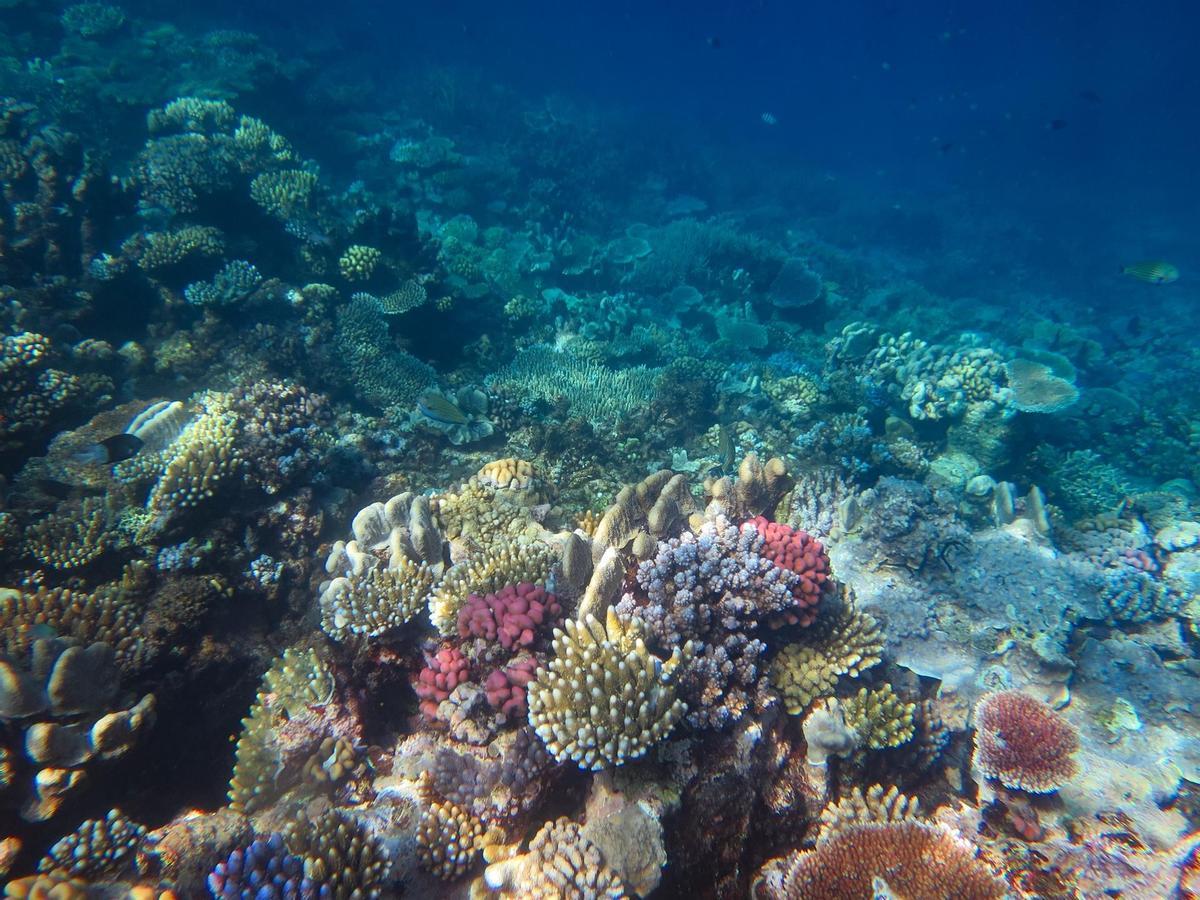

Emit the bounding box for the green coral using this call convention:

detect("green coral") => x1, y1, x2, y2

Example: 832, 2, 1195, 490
770, 602, 883, 715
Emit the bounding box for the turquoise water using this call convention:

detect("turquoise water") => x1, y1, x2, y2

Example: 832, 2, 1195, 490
0, 2, 1197, 896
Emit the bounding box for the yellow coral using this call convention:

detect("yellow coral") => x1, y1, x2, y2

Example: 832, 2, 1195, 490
770, 602, 883, 715
841, 685, 916, 750
417, 799, 485, 881
250, 170, 317, 221
320, 556, 435, 642
338, 244, 382, 282
137, 226, 224, 270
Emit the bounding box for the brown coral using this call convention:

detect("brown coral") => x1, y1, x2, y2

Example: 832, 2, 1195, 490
973, 690, 1079, 793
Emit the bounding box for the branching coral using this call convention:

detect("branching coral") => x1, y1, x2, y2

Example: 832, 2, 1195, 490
480, 817, 627, 899
972, 690, 1079, 793
527, 608, 688, 769
615, 516, 808, 728
320, 557, 435, 642
38, 808, 146, 880
416, 798, 485, 880
769, 596, 883, 714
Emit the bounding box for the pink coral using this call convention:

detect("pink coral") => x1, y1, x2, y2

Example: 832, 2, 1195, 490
457, 582, 562, 651
484, 657, 539, 719
415, 647, 470, 719
973, 691, 1080, 793
745, 516, 831, 626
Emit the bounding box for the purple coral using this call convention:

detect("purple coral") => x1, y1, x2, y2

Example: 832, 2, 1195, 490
415, 646, 470, 719
207, 832, 304, 898
616, 517, 803, 729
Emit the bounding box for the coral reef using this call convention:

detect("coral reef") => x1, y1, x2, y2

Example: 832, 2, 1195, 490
972, 690, 1080, 793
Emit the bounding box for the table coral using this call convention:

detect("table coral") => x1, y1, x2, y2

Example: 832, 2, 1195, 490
752, 820, 1004, 899
527, 608, 688, 770
972, 690, 1079, 793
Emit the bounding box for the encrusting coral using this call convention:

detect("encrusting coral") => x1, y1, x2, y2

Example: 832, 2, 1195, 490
527, 608, 689, 770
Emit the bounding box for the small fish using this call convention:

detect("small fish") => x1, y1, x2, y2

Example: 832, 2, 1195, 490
1079, 89, 1102, 104
709, 423, 736, 477
760, 112, 778, 126
1047, 118, 1068, 130
418, 392, 469, 426
706, 35, 722, 49
1121, 260, 1179, 284
72, 433, 144, 465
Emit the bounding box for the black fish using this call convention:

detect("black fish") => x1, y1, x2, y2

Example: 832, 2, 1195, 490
1048, 119, 1068, 131
72, 433, 144, 466
99, 433, 143, 462
707, 35, 722, 49
1079, 89, 1102, 104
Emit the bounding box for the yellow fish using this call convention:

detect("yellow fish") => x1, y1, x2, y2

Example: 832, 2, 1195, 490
1121, 260, 1179, 284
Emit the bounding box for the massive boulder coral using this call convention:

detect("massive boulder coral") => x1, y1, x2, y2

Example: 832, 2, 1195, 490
527, 608, 688, 770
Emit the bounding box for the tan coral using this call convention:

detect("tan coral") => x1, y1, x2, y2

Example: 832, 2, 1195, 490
26, 497, 112, 570
417, 799, 486, 881
475, 458, 540, 494
251, 170, 318, 222
527, 609, 688, 770
337, 244, 382, 282
145, 393, 242, 517
0, 585, 143, 669
478, 817, 628, 899
228, 647, 334, 814
282, 809, 388, 898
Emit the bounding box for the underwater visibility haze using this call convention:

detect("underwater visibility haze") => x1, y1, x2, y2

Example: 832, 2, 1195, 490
0, 0, 1198, 896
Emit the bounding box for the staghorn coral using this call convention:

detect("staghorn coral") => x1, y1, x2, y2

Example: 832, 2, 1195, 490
973, 690, 1079, 793
320, 556, 435, 642
752, 820, 1004, 899
333, 295, 437, 411
480, 817, 627, 899
527, 608, 688, 770
486, 346, 661, 426
416, 798, 485, 880
769, 596, 883, 714
840, 684, 916, 751
38, 808, 146, 880
615, 516, 807, 728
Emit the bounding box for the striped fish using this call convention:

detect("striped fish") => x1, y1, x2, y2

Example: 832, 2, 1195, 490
1121, 260, 1179, 284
